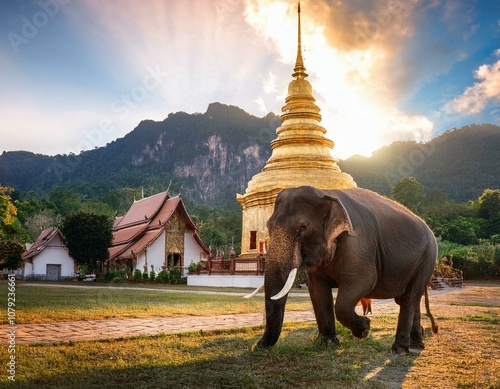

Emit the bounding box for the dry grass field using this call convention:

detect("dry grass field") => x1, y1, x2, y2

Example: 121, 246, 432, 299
366, 283, 500, 388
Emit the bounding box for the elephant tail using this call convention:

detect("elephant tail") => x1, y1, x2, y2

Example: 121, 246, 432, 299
424, 287, 439, 334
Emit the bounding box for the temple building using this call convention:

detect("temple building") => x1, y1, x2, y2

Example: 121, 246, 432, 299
21, 227, 77, 280
108, 191, 209, 275
237, 3, 356, 257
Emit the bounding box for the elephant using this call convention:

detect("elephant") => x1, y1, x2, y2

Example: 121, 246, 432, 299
251, 185, 438, 354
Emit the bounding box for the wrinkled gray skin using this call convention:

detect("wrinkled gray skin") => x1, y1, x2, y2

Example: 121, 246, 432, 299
254, 186, 437, 354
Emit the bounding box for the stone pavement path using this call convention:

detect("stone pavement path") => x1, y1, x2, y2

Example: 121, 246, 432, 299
3, 311, 318, 344
1, 304, 401, 345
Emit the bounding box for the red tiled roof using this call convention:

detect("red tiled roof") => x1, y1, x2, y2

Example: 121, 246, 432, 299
150, 196, 180, 227
109, 191, 209, 261
108, 243, 129, 259
113, 216, 124, 228
22, 227, 63, 260
112, 224, 148, 246
115, 229, 165, 260
114, 191, 168, 228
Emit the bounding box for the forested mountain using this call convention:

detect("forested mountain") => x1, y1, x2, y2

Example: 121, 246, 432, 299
339, 123, 500, 201
0, 102, 498, 205
0, 103, 279, 206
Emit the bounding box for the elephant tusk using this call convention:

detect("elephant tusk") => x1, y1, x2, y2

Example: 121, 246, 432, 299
271, 268, 298, 300
243, 283, 264, 298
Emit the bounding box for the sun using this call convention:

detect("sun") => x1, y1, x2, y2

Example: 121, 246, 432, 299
244, 0, 434, 160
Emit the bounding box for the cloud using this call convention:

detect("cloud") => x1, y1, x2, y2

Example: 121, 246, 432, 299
1, 0, 492, 159
444, 52, 500, 115
263, 71, 278, 94
384, 111, 434, 143
0, 100, 103, 155
65, 0, 280, 116
244, 0, 437, 158
316, 0, 419, 52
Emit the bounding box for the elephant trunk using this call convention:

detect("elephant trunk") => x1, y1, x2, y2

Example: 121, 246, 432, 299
253, 233, 302, 350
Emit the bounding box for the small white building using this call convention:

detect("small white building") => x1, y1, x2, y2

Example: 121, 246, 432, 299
22, 227, 77, 280
107, 191, 210, 275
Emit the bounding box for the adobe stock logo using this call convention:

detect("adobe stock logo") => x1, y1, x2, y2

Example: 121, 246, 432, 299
7, 0, 72, 54
49, 64, 167, 180
353, 0, 406, 48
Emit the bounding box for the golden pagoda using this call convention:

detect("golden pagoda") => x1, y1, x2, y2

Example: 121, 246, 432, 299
237, 2, 356, 256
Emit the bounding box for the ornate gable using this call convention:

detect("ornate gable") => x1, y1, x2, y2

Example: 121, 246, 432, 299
165, 210, 186, 232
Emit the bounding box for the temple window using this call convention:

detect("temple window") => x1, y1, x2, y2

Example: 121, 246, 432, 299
250, 231, 257, 250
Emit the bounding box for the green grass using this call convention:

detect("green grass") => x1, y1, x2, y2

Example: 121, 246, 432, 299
0, 282, 313, 324
450, 302, 499, 308
463, 314, 500, 324
21, 280, 289, 294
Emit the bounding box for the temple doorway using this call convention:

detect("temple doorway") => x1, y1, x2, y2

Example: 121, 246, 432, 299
167, 253, 182, 269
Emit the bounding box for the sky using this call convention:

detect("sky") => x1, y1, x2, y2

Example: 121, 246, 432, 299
1, 0, 499, 160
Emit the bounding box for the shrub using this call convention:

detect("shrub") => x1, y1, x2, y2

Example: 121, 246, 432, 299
494, 247, 500, 277
104, 271, 127, 282
490, 234, 500, 244
132, 269, 142, 281
168, 266, 186, 284
434, 257, 457, 278
437, 240, 500, 279
149, 269, 156, 281
156, 270, 168, 282
438, 240, 468, 264
142, 271, 149, 280
77, 265, 90, 280
187, 262, 198, 274
441, 216, 480, 245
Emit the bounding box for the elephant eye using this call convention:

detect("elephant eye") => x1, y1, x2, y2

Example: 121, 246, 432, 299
297, 223, 307, 233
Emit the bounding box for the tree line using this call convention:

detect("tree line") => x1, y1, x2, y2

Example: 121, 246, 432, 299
0, 185, 242, 272
1, 178, 499, 278
391, 177, 500, 245
391, 177, 500, 278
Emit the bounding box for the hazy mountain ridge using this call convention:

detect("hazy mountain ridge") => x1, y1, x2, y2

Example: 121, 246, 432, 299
1, 103, 498, 205
339, 123, 500, 201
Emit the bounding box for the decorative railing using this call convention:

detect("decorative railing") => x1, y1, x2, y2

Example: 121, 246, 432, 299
203, 256, 265, 276
442, 268, 464, 287
432, 258, 464, 288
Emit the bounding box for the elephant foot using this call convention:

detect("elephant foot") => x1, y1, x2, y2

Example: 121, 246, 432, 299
316, 334, 340, 347
351, 316, 371, 339
410, 340, 425, 350
391, 334, 410, 354
391, 345, 408, 355
250, 337, 273, 351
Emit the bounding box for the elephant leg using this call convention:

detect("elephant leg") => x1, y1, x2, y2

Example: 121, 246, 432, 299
392, 294, 422, 354
335, 288, 371, 339
307, 272, 339, 346
409, 303, 425, 349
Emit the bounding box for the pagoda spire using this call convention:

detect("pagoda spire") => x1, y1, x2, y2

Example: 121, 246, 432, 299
236, 1, 356, 257
293, 1, 308, 79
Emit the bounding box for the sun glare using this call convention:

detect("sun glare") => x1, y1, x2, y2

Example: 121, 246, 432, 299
244, 0, 434, 159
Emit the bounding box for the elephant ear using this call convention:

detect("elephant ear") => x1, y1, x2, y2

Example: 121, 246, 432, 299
323, 195, 355, 247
